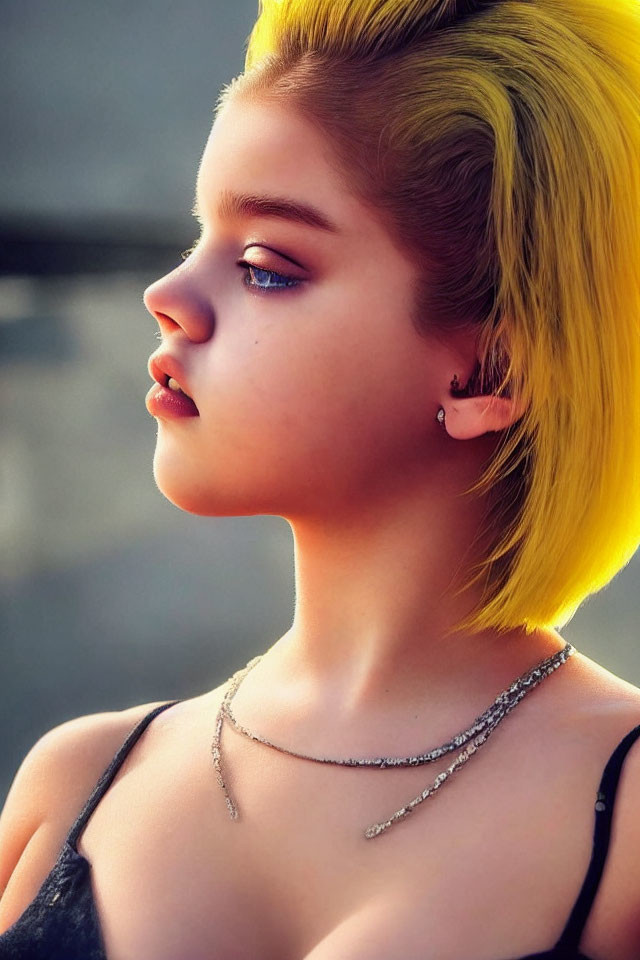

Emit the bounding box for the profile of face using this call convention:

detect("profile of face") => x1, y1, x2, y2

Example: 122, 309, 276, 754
143, 96, 497, 522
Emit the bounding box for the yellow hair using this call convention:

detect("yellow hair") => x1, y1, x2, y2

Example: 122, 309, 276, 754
218, 0, 640, 637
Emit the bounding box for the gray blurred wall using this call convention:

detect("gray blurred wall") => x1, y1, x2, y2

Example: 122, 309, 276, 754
2, 0, 256, 227
2, 0, 639, 813
1, 0, 299, 809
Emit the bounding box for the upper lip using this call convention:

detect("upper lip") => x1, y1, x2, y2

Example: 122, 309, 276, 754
148, 351, 195, 401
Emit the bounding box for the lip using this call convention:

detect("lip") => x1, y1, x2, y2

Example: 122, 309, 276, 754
147, 350, 199, 418
146, 381, 199, 418
148, 351, 195, 402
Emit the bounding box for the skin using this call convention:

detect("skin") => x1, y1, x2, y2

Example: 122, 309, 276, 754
140, 122, 640, 954
143, 93, 556, 744
1, 94, 640, 960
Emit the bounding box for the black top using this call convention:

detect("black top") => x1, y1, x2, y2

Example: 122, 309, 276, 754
0, 701, 638, 960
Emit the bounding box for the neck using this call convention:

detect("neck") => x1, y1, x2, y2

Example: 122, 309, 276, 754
250, 468, 565, 739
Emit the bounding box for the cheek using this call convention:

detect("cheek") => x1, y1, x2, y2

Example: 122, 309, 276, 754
199, 338, 357, 467
222, 281, 424, 450
152, 276, 431, 515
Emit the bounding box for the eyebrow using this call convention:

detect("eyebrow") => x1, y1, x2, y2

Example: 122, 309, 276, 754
191, 188, 340, 234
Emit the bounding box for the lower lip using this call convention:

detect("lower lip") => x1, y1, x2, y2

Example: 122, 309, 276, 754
146, 382, 199, 418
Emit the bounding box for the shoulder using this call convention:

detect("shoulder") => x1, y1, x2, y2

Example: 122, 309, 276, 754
597, 693, 640, 951
564, 653, 640, 954
30, 700, 175, 796
565, 649, 640, 784
0, 698, 174, 905
33, 698, 177, 766
7, 698, 175, 823
590, 706, 640, 956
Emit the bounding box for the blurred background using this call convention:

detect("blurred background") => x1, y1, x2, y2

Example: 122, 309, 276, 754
2, 0, 639, 808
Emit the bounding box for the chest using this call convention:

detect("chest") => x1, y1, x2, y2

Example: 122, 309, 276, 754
76, 719, 614, 960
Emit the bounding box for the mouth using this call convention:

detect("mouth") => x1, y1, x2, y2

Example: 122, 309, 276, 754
148, 353, 196, 405
146, 379, 200, 418
166, 375, 194, 400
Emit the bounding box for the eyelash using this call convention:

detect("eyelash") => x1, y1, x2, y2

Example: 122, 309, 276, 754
179, 246, 301, 293
237, 260, 301, 292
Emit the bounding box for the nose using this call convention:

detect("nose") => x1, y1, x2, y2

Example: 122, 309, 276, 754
143, 262, 214, 343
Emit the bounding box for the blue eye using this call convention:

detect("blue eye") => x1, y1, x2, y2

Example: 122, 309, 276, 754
178, 245, 301, 292
238, 260, 301, 292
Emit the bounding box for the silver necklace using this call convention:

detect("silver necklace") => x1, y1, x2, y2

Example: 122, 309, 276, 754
211, 641, 574, 839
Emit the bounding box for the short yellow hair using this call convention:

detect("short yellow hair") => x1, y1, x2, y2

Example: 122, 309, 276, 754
218, 0, 640, 638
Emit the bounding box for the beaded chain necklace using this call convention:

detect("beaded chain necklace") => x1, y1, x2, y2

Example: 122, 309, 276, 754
211, 641, 575, 839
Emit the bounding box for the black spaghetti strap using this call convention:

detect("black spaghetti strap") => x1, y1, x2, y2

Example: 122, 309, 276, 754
555, 722, 640, 952
66, 700, 183, 852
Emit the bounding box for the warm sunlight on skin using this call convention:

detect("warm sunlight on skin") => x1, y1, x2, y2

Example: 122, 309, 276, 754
144, 96, 470, 519
143, 96, 561, 736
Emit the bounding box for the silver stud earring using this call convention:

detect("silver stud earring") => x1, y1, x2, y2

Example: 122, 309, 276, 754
436, 407, 446, 427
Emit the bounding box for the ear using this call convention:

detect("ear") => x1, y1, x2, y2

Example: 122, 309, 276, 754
442, 393, 527, 440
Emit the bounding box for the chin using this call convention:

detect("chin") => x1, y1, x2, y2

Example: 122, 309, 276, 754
152, 468, 218, 516
151, 460, 276, 519
151, 455, 206, 514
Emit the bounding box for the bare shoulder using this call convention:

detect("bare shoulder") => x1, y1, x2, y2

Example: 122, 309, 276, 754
6, 699, 174, 822
0, 697, 179, 930
564, 650, 640, 955
608, 713, 640, 954
555, 647, 640, 727
565, 647, 640, 771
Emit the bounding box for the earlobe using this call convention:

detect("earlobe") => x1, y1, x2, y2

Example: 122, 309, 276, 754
437, 387, 527, 440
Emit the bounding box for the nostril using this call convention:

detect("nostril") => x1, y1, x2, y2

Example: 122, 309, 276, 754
153, 311, 178, 333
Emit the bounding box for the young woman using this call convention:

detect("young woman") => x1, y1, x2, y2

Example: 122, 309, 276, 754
1, 0, 639, 957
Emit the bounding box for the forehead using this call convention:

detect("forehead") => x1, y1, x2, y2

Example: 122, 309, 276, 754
194, 97, 375, 240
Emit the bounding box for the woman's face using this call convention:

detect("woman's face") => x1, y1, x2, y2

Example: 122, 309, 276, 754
143, 96, 458, 520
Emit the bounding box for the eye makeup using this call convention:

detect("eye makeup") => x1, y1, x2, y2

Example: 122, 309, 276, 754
178, 239, 307, 294
237, 261, 302, 292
